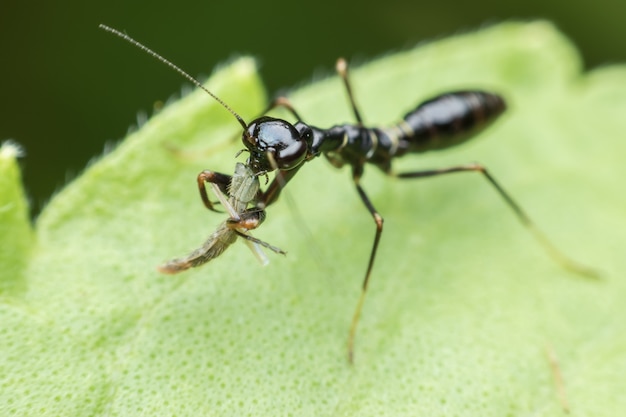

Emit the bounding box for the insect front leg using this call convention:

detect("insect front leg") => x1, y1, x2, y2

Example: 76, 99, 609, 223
395, 162, 600, 278
197, 170, 232, 212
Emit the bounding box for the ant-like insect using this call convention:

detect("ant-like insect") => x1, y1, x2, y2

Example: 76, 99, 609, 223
100, 24, 599, 363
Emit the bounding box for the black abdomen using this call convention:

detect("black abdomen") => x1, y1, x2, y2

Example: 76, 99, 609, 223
395, 91, 506, 153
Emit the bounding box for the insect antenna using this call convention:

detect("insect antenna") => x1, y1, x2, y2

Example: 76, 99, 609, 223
99, 24, 249, 133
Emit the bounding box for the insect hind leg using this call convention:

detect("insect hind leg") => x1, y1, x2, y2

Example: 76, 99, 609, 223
395, 162, 600, 278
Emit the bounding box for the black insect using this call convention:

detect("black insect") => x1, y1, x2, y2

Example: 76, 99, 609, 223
100, 25, 598, 363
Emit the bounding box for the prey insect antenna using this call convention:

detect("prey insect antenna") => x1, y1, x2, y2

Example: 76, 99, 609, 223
99, 24, 249, 132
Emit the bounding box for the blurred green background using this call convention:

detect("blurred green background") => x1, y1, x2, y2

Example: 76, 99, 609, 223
2, 0, 625, 217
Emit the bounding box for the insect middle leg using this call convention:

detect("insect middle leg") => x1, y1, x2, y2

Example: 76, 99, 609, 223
347, 166, 385, 363
335, 59, 387, 362
396, 163, 600, 278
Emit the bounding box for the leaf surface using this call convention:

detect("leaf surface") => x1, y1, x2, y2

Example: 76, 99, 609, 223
1, 22, 625, 416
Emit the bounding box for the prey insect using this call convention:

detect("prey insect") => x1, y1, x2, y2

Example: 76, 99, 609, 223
101, 24, 599, 363
158, 162, 285, 274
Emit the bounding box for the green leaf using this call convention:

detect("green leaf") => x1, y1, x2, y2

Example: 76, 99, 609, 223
0, 141, 32, 295
2, 21, 625, 416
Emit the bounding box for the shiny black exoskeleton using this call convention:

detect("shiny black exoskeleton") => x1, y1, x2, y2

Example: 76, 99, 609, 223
244, 92, 506, 174
241, 90, 505, 206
